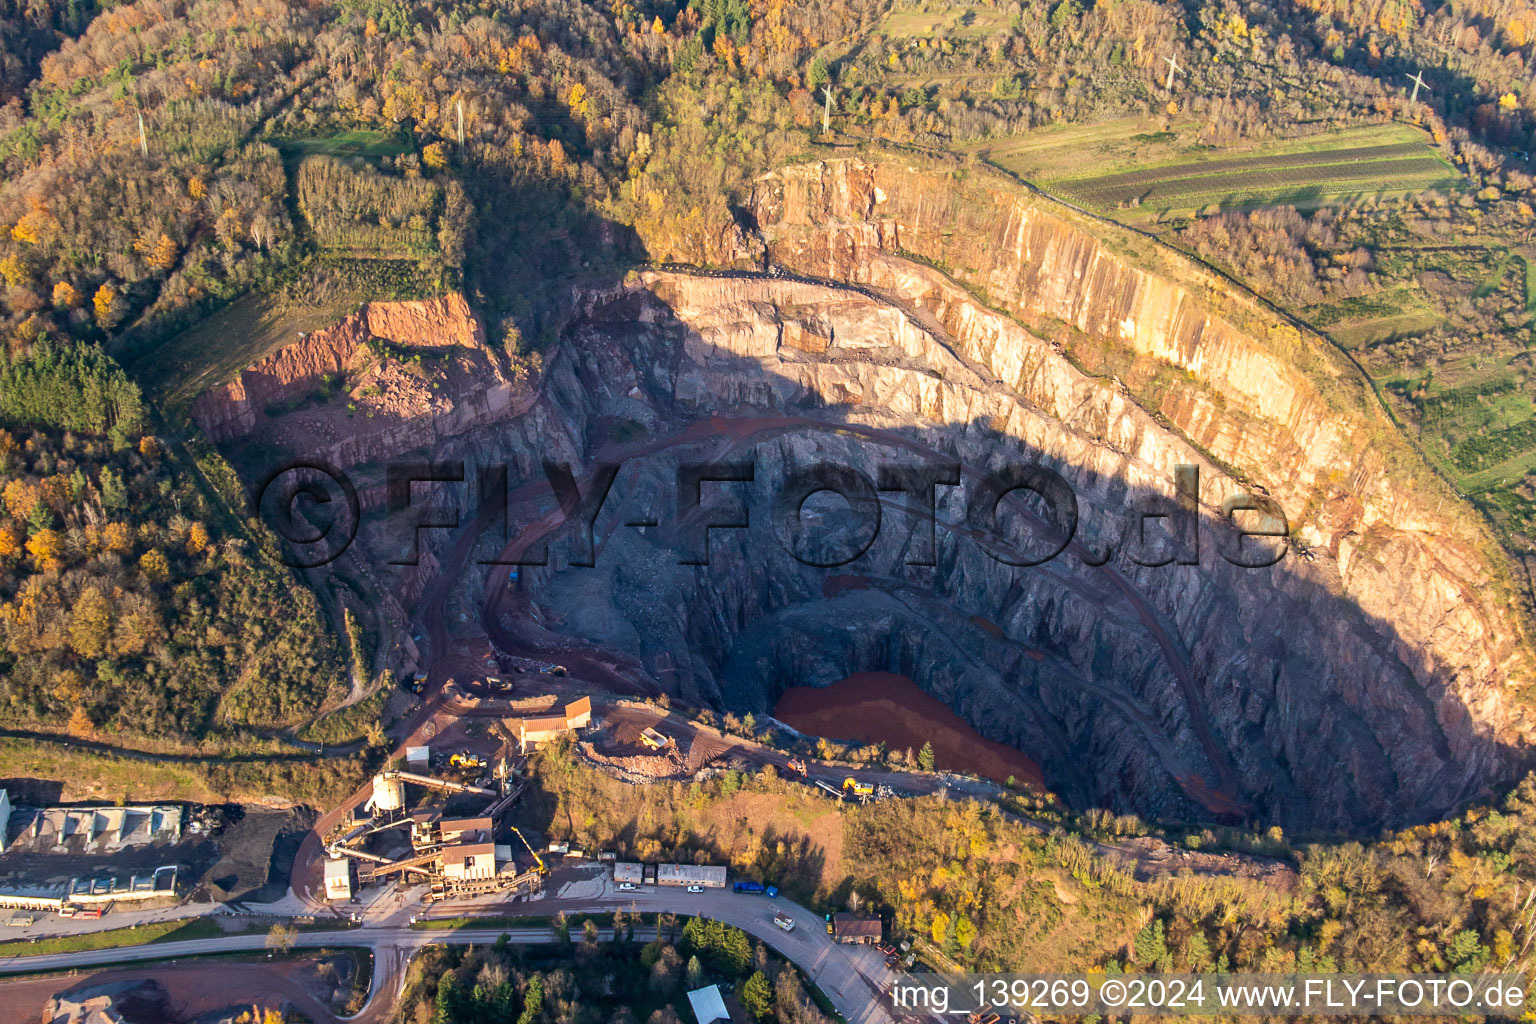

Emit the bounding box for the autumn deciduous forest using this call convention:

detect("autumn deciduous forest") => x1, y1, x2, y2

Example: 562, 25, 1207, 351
4, 0, 1536, 992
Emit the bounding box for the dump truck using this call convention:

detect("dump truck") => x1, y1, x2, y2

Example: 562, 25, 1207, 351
785, 758, 807, 776
639, 727, 671, 750
843, 777, 874, 797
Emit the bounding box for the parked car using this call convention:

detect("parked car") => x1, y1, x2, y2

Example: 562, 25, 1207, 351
686, 885, 704, 894
618, 882, 638, 891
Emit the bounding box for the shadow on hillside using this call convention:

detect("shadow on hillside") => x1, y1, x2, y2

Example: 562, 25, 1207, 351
214, 199, 1530, 836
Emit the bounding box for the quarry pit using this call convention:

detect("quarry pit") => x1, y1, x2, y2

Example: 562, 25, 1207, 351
194, 158, 1536, 833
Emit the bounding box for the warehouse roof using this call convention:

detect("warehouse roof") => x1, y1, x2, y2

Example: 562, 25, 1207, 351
831, 913, 882, 938
657, 863, 728, 884
440, 816, 493, 831
442, 842, 496, 863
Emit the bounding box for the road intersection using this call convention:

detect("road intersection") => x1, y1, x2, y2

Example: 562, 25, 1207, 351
0, 873, 897, 1024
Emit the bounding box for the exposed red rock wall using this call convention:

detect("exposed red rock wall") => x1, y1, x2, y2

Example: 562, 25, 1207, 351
191, 295, 484, 443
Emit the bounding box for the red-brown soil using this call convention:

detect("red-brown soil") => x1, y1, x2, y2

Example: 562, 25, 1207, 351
774, 672, 1046, 791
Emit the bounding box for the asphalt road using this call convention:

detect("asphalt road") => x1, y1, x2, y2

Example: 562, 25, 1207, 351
0, 883, 896, 1024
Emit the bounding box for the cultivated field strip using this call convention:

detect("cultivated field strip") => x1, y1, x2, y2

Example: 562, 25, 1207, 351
1060, 141, 1428, 189
1053, 146, 1457, 210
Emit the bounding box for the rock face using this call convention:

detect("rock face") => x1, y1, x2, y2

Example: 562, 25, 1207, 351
207, 160, 1536, 831
479, 267, 1520, 830
191, 295, 488, 444
746, 156, 1535, 762
190, 294, 525, 472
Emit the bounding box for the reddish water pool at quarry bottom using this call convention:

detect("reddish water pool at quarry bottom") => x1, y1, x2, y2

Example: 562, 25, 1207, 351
773, 671, 1046, 791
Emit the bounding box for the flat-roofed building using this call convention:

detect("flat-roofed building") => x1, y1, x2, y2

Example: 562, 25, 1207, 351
613, 862, 644, 884
656, 863, 727, 888
441, 843, 498, 882
324, 858, 353, 901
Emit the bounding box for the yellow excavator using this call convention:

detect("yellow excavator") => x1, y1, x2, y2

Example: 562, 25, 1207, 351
842, 777, 874, 797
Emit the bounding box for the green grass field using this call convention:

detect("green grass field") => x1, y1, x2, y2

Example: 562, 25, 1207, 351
1302, 287, 1445, 350
968, 122, 1460, 219
273, 129, 410, 160
881, 2, 1013, 39
0, 917, 226, 957
1378, 352, 1536, 496
1044, 123, 1461, 217
964, 116, 1200, 181
131, 287, 368, 413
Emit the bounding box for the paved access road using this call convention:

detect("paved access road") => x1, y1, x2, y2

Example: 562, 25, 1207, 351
0, 883, 896, 1024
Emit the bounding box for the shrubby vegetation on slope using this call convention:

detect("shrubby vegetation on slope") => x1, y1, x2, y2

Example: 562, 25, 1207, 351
527, 743, 1536, 979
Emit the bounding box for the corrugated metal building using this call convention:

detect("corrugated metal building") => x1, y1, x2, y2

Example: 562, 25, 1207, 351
656, 863, 728, 888
565, 696, 592, 728
441, 843, 498, 882
517, 697, 596, 752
